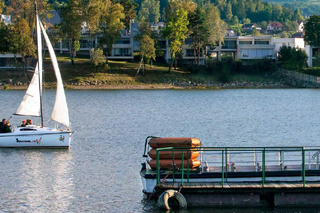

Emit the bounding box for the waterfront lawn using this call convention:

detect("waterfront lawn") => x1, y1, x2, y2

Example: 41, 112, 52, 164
0, 54, 281, 86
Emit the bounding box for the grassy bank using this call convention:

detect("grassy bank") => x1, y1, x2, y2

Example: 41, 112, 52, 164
0, 54, 283, 89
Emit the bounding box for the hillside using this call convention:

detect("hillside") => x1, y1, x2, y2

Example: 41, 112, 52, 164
264, 0, 320, 16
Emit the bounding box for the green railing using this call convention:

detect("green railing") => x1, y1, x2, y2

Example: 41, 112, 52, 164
154, 146, 320, 187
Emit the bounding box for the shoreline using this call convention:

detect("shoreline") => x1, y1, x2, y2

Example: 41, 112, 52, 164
0, 83, 295, 90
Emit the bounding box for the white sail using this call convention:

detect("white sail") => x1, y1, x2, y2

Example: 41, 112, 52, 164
37, 15, 43, 95
15, 63, 41, 116
40, 21, 70, 127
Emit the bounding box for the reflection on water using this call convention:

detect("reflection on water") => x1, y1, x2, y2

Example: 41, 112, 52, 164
0, 89, 320, 212
0, 149, 73, 212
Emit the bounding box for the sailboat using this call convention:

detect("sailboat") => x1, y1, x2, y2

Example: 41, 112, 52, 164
0, 6, 73, 148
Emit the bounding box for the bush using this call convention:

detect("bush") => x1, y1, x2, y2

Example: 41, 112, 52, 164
278, 45, 308, 71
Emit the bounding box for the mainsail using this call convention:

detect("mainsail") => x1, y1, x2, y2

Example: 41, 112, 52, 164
40, 21, 70, 127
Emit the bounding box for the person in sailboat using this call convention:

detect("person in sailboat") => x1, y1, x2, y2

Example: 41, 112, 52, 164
0, 118, 6, 130
20, 120, 27, 127
26, 119, 33, 125
1, 121, 11, 133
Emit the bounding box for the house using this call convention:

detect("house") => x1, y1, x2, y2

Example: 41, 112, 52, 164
242, 24, 256, 31
267, 22, 283, 31
271, 38, 305, 52
0, 14, 11, 25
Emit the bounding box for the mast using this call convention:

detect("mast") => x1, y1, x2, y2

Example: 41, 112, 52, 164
35, 2, 44, 127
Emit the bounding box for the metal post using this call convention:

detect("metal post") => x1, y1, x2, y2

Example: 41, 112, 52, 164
262, 148, 265, 187
172, 148, 175, 183
225, 148, 228, 182
302, 148, 305, 187
181, 151, 184, 185
187, 149, 190, 183
222, 150, 224, 188
157, 149, 160, 185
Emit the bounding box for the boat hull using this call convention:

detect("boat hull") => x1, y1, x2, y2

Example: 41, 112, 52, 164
0, 127, 72, 148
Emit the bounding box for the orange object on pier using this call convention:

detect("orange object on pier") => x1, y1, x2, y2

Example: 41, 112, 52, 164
149, 159, 201, 169
148, 149, 200, 159
148, 137, 201, 149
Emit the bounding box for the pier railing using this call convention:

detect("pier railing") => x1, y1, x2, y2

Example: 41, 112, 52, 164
155, 147, 320, 188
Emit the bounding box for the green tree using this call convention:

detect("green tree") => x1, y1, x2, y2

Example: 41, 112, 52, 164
8, 18, 35, 75
164, 0, 196, 22
59, 0, 83, 65
164, 8, 189, 72
100, 2, 125, 63
138, 35, 155, 75
117, 0, 137, 29
278, 45, 308, 71
138, 0, 160, 23
304, 15, 320, 47
242, 18, 251, 25
272, 4, 282, 21
231, 15, 239, 25
294, 9, 304, 22
225, 2, 233, 23
205, 3, 226, 60
0, 22, 9, 53
90, 48, 105, 75
189, 7, 207, 66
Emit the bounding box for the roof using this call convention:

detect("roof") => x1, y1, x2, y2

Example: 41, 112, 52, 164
268, 22, 283, 28
292, 32, 304, 38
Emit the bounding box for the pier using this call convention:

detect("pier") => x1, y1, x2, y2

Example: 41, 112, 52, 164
142, 146, 320, 208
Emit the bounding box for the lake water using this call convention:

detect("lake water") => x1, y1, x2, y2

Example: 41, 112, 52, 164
0, 89, 320, 212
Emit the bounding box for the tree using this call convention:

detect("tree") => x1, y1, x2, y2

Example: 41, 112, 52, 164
90, 48, 105, 75
164, 0, 196, 22
138, 0, 160, 23
205, 3, 226, 60
294, 9, 304, 22
278, 45, 308, 71
0, 22, 9, 53
231, 15, 239, 25
242, 18, 251, 25
164, 8, 189, 72
59, 0, 83, 65
117, 0, 137, 29
225, 2, 233, 23
7, 0, 51, 28
189, 7, 207, 66
272, 4, 282, 21
304, 15, 320, 47
8, 18, 35, 75
138, 35, 155, 75
0, 0, 5, 13
100, 2, 125, 63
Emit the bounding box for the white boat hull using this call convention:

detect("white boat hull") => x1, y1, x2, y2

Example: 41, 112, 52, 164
0, 127, 72, 148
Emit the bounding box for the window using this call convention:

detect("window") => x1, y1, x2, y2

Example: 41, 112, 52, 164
254, 41, 269, 45
115, 39, 130, 44
239, 41, 252, 45
222, 40, 237, 49
20, 128, 37, 131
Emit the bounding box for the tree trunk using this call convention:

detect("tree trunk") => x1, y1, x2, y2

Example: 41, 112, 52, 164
168, 53, 173, 73
105, 52, 109, 64
150, 59, 153, 68
174, 58, 177, 70
198, 46, 200, 67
